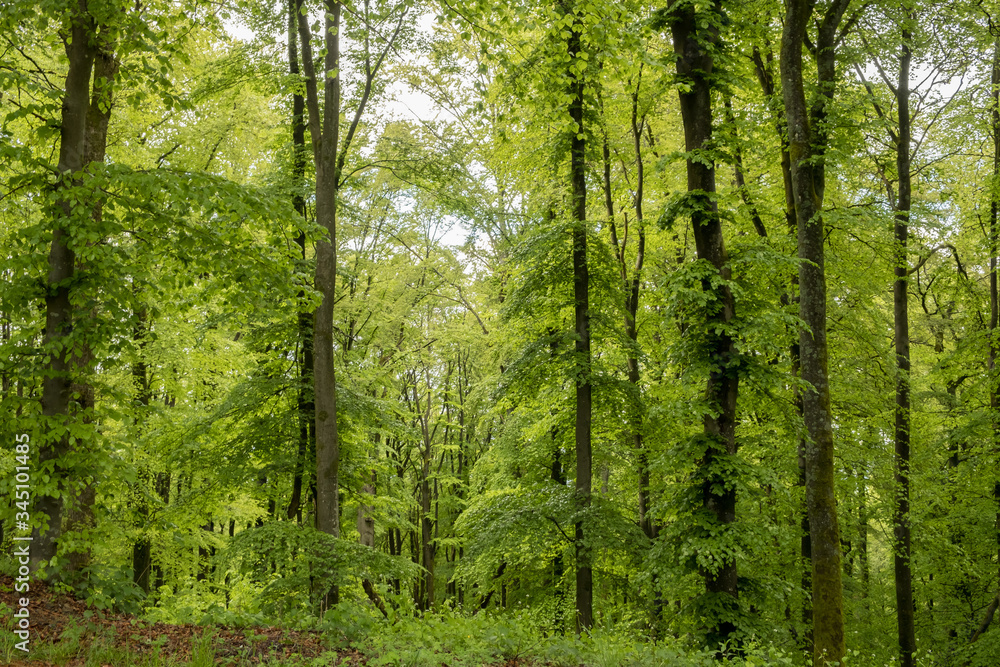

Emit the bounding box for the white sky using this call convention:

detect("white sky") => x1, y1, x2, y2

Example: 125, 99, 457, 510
225, 14, 468, 248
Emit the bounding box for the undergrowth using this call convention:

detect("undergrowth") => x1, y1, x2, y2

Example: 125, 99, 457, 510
6, 593, 939, 666
320, 600, 799, 667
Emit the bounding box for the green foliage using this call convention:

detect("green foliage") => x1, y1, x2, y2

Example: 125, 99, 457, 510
4, 0, 1000, 662
358, 611, 801, 667
222, 521, 418, 622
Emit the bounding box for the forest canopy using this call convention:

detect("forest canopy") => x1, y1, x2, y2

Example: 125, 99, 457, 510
3, 0, 1000, 665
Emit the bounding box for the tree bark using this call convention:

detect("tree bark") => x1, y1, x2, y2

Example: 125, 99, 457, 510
751, 44, 813, 648
990, 34, 1000, 620
564, 1, 593, 633
297, 0, 404, 610
356, 478, 386, 616
552, 437, 566, 634
152, 470, 170, 589
893, 19, 916, 667
970, 589, 1000, 642
780, 1, 852, 663
670, 0, 740, 648
297, 0, 343, 609
131, 305, 152, 594
421, 437, 435, 610
63, 39, 117, 580
34, 0, 97, 573
285, 0, 312, 525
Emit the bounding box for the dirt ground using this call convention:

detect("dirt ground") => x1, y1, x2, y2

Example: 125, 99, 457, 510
0, 574, 354, 665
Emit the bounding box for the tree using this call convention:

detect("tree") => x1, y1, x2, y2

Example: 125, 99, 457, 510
33, 0, 100, 574
666, 0, 742, 647
560, 0, 595, 633
780, 0, 855, 662
294, 0, 410, 608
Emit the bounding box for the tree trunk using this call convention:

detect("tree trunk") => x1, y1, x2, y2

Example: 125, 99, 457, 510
297, 0, 343, 609
780, 1, 852, 663
751, 44, 813, 648
152, 471, 170, 589
552, 441, 566, 634
893, 20, 916, 667
63, 42, 117, 580
34, 0, 97, 574
198, 519, 213, 582
670, 0, 740, 648
421, 450, 435, 610
286, 0, 312, 525
131, 305, 152, 593
858, 471, 869, 603
970, 589, 1000, 642
604, 88, 651, 540
990, 34, 1000, 621
563, 0, 592, 633
356, 478, 386, 615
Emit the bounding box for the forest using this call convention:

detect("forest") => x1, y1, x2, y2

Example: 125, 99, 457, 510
3, 0, 1000, 665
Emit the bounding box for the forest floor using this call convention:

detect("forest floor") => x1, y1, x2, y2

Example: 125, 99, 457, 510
0, 575, 539, 666
0, 573, 336, 665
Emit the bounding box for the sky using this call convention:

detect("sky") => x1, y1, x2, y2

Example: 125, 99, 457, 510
225, 10, 469, 248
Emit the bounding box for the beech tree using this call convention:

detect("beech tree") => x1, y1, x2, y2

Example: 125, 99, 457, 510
293, 0, 411, 607
665, 0, 742, 646
780, 0, 854, 662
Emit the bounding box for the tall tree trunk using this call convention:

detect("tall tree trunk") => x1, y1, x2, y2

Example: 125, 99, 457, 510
990, 34, 1000, 610
297, 0, 343, 609
858, 470, 869, 602
296, 0, 403, 610
63, 40, 117, 580
286, 0, 312, 525
780, 1, 852, 663
563, 0, 593, 633
311, 0, 342, 559
198, 519, 213, 582
751, 45, 813, 648
893, 19, 916, 667
670, 0, 740, 648
34, 0, 97, 574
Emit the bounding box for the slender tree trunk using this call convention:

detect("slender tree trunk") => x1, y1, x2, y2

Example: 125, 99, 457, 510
312, 1, 342, 550
34, 0, 97, 573
670, 0, 740, 648
63, 40, 117, 580
131, 306, 152, 593
604, 86, 651, 540
421, 440, 435, 610
131, 492, 152, 592
564, 1, 593, 632
356, 476, 386, 616
893, 20, 916, 667
780, 1, 852, 663
152, 471, 170, 589
858, 471, 869, 602
297, 0, 343, 609
989, 34, 1000, 610
552, 440, 566, 634
286, 0, 312, 525
750, 44, 813, 648
198, 519, 214, 581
